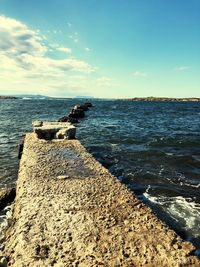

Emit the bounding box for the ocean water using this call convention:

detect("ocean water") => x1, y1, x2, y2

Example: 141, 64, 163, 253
0, 98, 200, 250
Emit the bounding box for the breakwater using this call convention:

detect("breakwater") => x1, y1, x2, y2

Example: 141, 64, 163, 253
2, 129, 200, 266
1, 99, 200, 265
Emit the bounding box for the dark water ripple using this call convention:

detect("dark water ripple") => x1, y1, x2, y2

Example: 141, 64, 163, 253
0, 99, 200, 250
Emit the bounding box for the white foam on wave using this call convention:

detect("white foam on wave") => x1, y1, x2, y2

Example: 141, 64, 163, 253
165, 152, 174, 156
184, 182, 200, 188
164, 172, 200, 189
0, 205, 12, 251
144, 190, 200, 237
168, 196, 200, 231
0, 205, 12, 229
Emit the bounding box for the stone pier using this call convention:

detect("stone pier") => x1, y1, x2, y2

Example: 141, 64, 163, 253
4, 133, 200, 266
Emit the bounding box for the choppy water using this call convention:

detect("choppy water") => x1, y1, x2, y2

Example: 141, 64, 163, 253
0, 98, 200, 250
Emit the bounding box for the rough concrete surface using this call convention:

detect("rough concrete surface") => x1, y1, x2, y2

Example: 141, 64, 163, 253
4, 133, 200, 266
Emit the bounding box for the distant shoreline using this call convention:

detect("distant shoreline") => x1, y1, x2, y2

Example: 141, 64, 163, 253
0, 95, 200, 102
127, 97, 200, 102
0, 96, 17, 99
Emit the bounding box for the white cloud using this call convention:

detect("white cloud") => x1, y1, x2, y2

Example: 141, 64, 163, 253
49, 43, 72, 54
0, 15, 95, 96
67, 22, 72, 27
85, 47, 91, 52
27, 55, 93, 74
132, 71, 147, 77
0, 15, 47, 60
175, 66, 190, 72
56, 47, 72, 53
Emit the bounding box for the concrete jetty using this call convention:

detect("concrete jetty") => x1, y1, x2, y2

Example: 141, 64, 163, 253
4, 133, 200, 266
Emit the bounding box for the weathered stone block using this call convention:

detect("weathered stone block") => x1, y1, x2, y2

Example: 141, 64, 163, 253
32, 121, 76, 140
58, 116, 78, 123
55, 128, 76, 139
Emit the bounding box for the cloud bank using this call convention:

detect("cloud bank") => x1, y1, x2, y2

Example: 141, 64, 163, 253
0, 15, 94, 96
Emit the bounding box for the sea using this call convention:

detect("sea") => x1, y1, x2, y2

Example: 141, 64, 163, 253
0, 98, 200, 252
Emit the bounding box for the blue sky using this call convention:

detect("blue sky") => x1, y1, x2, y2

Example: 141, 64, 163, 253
0, 0, 199, 98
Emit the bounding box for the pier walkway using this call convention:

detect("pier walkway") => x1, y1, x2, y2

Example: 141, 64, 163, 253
4, 133, 199, 266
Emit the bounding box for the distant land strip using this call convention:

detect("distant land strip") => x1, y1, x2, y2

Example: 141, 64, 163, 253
1, 96, 200, 101
0, 96, 17, 99
128, 97, 200, 102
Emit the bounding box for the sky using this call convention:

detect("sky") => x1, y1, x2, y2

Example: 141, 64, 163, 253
0, 0, 199, 98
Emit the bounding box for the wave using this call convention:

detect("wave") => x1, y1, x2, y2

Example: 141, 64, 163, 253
0, 205, 12, 252
1, 98, 200, 248
144, 189, 200, 238
148, 136, 200, 149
